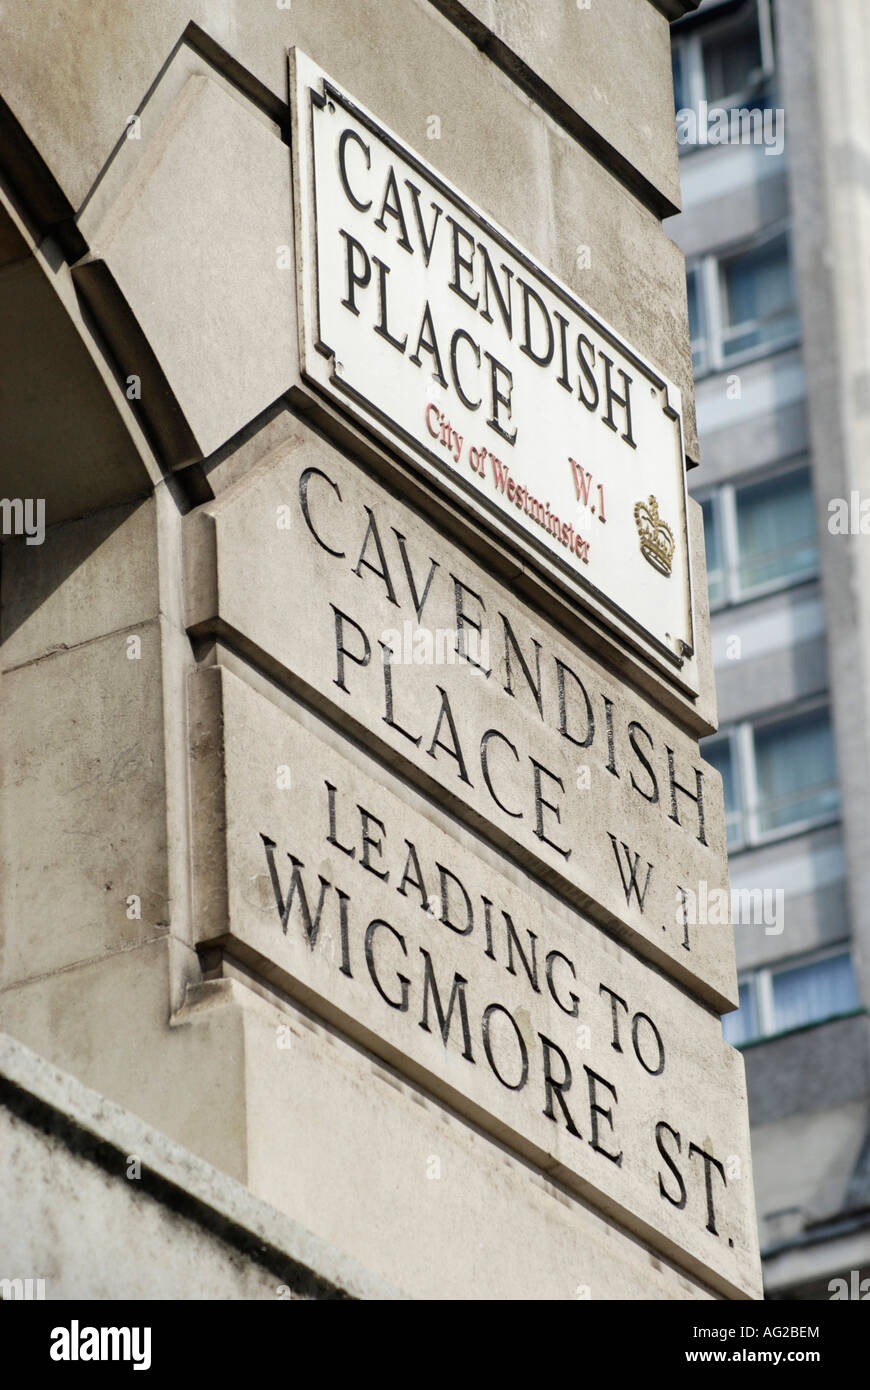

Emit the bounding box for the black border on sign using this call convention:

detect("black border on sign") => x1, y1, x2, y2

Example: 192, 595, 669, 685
299, 72, 696, 680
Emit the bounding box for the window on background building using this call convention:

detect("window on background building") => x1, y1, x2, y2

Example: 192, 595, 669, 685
770, 951, 860, 1034
700, 494, 725, 605
735, 467, 817, 591
701, 2, 765, 104
721, 234, 800, 359
723, 978, 759, 1047
687, 230, 800, 376
698, 465, 818, 609
686, 267, 707, 375
702, 703, 840, 850
671, 0, 777, 153
753, 708, 841, 835
723, 947, 860, 1047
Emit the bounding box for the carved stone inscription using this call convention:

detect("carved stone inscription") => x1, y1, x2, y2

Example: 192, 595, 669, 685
186, 434, 735, 1009
189, 665, 760, 1300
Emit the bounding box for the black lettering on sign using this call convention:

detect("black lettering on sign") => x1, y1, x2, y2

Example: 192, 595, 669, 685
501, 613, 544, 718
655, 1123, 728, 1239
325, 781, 356, 860
480, 728, 523, 819
599, 985, 666, 1075
261, 836, 330, 946
372, 255, 408, 355
539, 1033, 582, 1139
409, 300, 448, 386
556, 657, 594, 749
418, 947, 475, 1062
298, 488, 712, 859
335, 887, 353, 978
396, 840, 429, 908
331, 605, 371, 692
404, 180, 443, 267
600, 353, 636, 449
530, 758, 571, 860
379, 641, 423, 748
359, 806, 390, 881
337, 128, 372, 211
449, 327, 482, 412
628, 721, 659, 804
427, 686, 472, 785
545, 951, 580, 1018
299, 466, 345, 557
607, 834, 653, 911
655, 1120, 687, 1210
365, 918, 410, 1011
631, 1012, 665, 1076
599, 983, 629, 1052
584, 1067, 622, 1167
667, 747, 707, 846
676, 886, 693, 953
478, 244, 513, 337
503, 911, 540, 993
484, 351, 517, 445
689, 1143, 728, 1238
338, 228, 371, 315
373, 165, 413, 252
482, 1003, 529, 1091
451, 574, 491, 676
353, 507, 399, 605
254, 818, 736, 1260
391, 529, 439, 622
436, 864, 474, 936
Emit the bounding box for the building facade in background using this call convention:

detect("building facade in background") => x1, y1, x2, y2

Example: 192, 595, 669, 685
668, 0, 870, 1299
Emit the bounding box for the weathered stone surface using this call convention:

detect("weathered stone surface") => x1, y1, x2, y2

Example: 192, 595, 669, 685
0, 1033, 398, 1301
0, 0, 682, 218
0, 195, 155, 528
1, 926, 725, 1301
0, 623, 170, 987
188, 663, 761, 1298
77, 62, 296, 462
0, 498, 158, 669
445, 0, 683, 212
547, 123, 697, 465
185, 430, 736, 1009
0, 937, 249, 1185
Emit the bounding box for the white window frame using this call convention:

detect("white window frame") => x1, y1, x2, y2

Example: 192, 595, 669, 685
704, 697, 841, 854
719, 226, 800, 363
748, 702, 841, 845
696, 458, 818, 611
686, 266, 708, 375
686, 222, 800, 378
672, 0, 776, 157
732, 942, 859, 1045
699, 493, 726, 607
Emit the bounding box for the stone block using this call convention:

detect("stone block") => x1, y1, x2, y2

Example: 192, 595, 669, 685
78, 65, 296, 461
1, 498, 159, 669
0, 623, 169, 986
238, 975, 722, 1300
188, 662, 761, 1297
185, 430, 736, 1009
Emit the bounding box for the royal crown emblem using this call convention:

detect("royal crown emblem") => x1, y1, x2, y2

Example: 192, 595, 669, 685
634, 495, 675, 577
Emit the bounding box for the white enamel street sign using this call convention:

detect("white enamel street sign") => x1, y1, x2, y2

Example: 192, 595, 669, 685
290, 52, 697, 694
